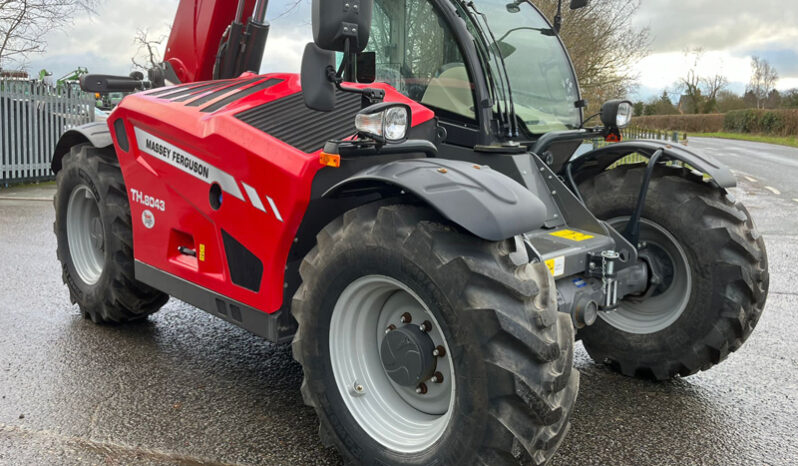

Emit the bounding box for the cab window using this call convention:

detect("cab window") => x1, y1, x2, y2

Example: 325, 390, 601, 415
367, 0, 477, 121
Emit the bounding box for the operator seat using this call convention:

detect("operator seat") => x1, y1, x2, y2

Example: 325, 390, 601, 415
421, 65, 475, 119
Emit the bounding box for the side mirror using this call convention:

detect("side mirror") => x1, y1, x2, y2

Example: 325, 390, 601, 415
312, 0, 373, 53
601, 100, 634, 129
301, 43, 337, 112
357, 52, 376, 83
570, 0, 589, 9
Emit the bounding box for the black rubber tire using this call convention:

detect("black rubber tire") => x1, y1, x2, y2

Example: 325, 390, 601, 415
291, 203, 578, 465
54, 144, 168, 323
578, 164, 769, 380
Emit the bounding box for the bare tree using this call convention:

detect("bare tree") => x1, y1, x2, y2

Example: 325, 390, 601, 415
131, 28, 167, 72
0, 0, 99, 69
677, 48, 728, 113
701, 73, 728, 112
536, 0, 651, 113
747, 56, 779, 109
678, 48, 704, 114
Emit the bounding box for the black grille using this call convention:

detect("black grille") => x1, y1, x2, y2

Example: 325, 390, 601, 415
201, 78, 281, 113
159, 81, 232, 101
185, 77, 262, 107
235, 91, 362, 153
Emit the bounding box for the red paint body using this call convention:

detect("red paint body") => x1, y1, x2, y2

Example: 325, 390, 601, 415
111, 73, 434, 313
164, 0, 260, 83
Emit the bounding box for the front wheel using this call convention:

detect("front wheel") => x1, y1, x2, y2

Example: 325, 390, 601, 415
578, 164, 769, 380
291, 204, 578, 465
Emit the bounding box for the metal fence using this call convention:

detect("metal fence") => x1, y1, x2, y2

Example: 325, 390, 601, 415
1, 79, 95, 185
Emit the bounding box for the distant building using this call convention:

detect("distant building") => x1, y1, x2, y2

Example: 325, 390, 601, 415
0, 70, 29, 80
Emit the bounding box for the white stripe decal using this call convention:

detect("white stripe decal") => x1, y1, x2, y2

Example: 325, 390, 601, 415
134, 127, 244, 200
242, 182, 266, 212
267, 196, 284, 223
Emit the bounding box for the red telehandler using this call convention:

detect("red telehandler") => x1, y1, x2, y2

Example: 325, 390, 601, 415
52, 0, 768, 464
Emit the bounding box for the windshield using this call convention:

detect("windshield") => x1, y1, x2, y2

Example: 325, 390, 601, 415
457, 0, 582, 134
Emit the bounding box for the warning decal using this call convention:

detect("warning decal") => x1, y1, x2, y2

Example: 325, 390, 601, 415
545, 256, 566, 277
550, 229, 594, 242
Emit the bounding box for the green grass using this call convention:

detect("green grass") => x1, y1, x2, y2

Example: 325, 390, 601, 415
689, 132, 798, 148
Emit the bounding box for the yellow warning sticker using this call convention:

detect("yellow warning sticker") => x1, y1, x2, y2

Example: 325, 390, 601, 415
545, 256, 566, 277
550, 230, 594, 242
199, 244, 206, 262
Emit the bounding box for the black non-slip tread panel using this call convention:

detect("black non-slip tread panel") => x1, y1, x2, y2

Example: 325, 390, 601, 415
185, 77, 263, 107
235, 91, 362, 153
201, 78, 282, 113
146, 83, 198, 97
159, 81, 232, 101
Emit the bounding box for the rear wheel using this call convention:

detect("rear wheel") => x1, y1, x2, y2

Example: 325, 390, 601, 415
54, 144, 168, 323
292, 203, 578, 465
578, 165, 768, 380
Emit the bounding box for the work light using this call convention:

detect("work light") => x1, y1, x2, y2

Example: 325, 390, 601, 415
355, 103, 411, 144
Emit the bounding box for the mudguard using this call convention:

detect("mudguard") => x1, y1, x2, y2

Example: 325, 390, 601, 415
571, 139, 736, 188
51, 122, 112, 173
324, 158, 548, 242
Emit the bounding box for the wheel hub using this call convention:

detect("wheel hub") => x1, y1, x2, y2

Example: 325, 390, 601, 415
380, 324, 437, 387
89, 217, 105, 252
66, 185, 106, 285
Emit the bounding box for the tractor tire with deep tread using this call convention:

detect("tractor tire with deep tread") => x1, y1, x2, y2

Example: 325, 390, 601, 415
578, 164, 768, 380
291, 203, 578, 465
54, 143, 168, 323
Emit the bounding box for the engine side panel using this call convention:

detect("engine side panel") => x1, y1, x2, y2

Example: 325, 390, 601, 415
110, 73, 434, 314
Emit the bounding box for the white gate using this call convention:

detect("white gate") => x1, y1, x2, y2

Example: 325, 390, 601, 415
1, 79, 96, 184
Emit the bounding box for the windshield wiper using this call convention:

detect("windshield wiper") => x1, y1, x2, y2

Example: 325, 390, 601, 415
463, 2, 518, 138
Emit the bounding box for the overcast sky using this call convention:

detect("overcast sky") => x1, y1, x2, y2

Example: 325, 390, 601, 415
14, 0, 798, 101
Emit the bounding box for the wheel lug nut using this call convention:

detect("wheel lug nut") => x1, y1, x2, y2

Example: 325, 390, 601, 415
400, 312, 412, 324
385, 324, 396, 334
419, 320, 432, 333
416, 383, 428, 395
431, 372, 444, 384
433, 345, 446, 357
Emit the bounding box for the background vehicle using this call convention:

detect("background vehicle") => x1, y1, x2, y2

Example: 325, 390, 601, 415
50, 0, 768, 464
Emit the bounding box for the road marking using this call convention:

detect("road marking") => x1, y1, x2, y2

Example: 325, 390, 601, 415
744, 176, 758, 183
793, 198, 798, 204
764, 186, 781, 195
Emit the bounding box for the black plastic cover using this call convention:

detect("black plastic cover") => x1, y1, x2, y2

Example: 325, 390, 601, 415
222, 230, 263, 292
312, 0, 373, 52
325, 158, 548, 241
301, 43, 336, 112
572, 140, 736, 188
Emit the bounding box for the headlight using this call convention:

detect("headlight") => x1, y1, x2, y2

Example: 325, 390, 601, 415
600, 99, 634, 129
355, 103, 411, 143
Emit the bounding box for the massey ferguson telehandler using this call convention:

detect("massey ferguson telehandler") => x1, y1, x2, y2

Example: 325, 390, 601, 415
51, 0, 769, 463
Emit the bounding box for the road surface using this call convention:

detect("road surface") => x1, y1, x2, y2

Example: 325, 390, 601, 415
1, 138, 796, 465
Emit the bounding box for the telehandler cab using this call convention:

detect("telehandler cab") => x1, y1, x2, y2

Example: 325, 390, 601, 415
52, 0, 768, 463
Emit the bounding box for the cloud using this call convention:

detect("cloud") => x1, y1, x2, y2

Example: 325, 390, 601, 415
630, 1, 798, 95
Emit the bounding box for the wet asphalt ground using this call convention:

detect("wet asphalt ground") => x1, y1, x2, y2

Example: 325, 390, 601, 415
1, 137, 797, 465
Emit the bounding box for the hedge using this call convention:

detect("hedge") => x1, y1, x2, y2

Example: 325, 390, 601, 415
633, 110, 798, 136
631, 114, 724, 133
723, 109, 798, 136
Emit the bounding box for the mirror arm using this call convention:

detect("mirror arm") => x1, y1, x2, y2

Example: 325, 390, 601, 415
327, 40, 385, 107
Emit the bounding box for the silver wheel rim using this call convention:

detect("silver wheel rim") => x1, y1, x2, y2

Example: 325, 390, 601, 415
600, 217, 692, 334
66, 185, 105, 285
329, 275, 455, 453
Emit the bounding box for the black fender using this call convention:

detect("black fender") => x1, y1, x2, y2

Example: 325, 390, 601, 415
570, 139, 736, 189
51, 121, 112, 173
324, 158, 547, 242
